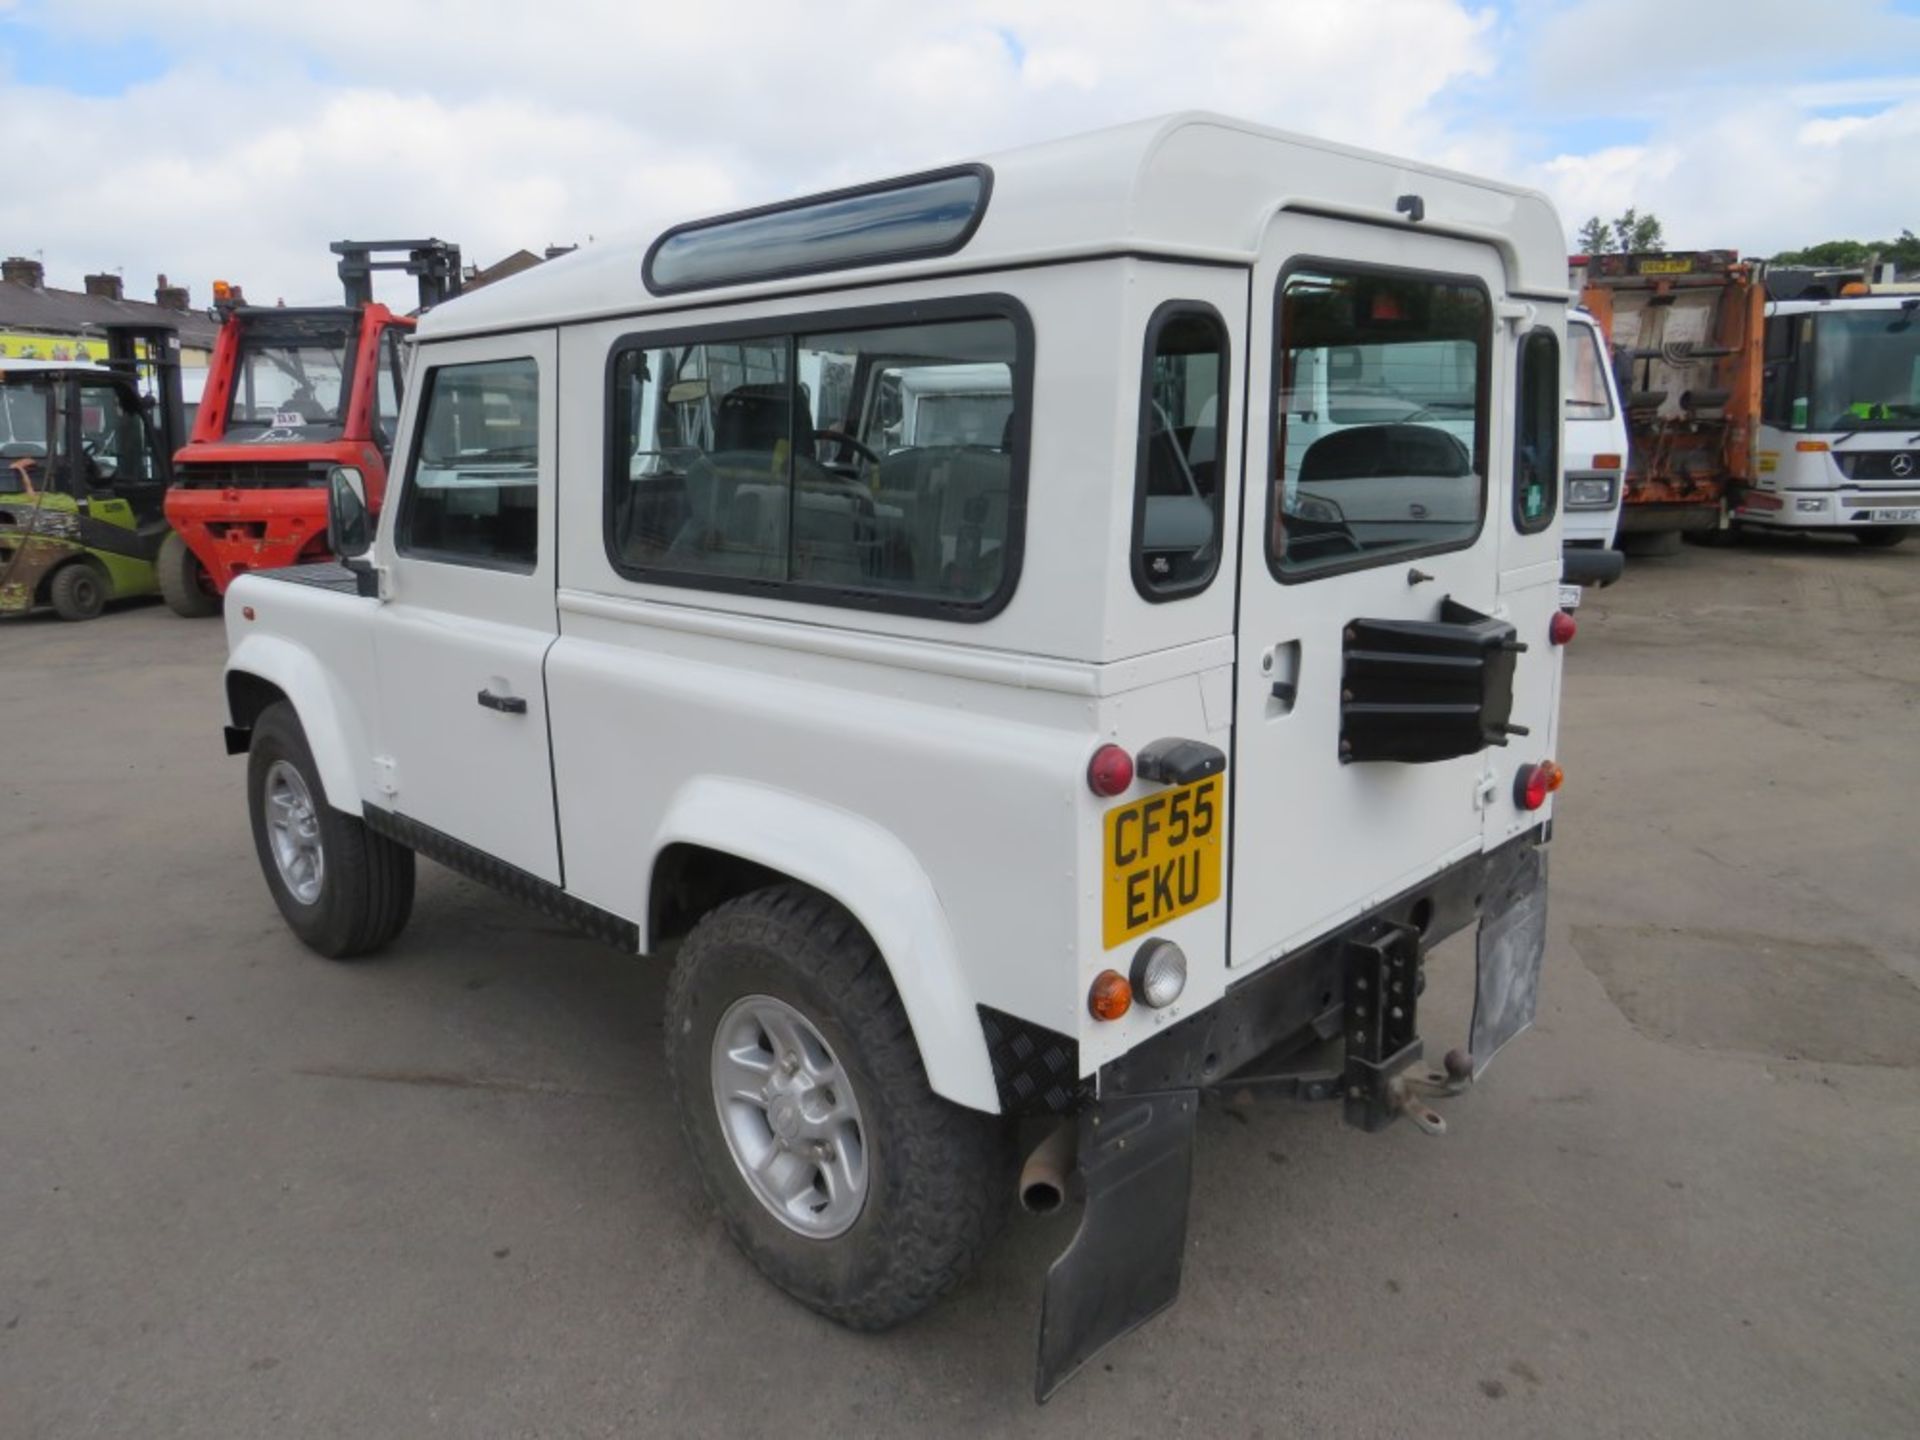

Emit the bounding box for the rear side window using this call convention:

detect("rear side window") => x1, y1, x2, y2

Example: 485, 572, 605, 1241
1270, 265, 1489, 579
397, 357, 540, 571
1133, 304, 1228, 599
606, 299, 1028, 618
1514, 327, 1560, 533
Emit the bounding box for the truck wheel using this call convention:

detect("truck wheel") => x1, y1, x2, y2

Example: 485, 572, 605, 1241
1621, 531, 1683, 557
48, 562, 107, 621
247, 701, 414, 958
664, 884, 1009, 1330
1855, 527, 1908, 549
157, 531, 221, 617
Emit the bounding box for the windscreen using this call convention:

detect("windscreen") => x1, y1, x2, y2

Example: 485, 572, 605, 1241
1567, 322, 1614, 419
0, 381, 51, 453
1811, 309, 1920, 429
225, 315, 355, 438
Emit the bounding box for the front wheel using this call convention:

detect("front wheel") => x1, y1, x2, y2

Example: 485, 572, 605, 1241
48, 562, 107, 621
247, 701, 414, 958
157, 531, 221, 617
664, 884, 1010, 1330
1855, 526, 1908, 549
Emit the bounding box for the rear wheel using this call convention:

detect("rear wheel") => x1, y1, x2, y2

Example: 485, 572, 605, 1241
1855, 527, 1908, 549
664, 884, 1009, 1330
247, 701, 414, 958
157, 531, 220, 617
48, 562, 107, 621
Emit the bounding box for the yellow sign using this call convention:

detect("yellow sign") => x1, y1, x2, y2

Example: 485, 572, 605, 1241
0, 331, 108, 363
1757, 451, 1779, 474
1639, 258, 1694, 276
1102, 775, 1223, 948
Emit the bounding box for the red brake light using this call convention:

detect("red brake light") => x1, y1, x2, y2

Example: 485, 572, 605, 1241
1514, 760, 1565, 811
1087, 743, 1134, 797
1549, 611, 1577, 646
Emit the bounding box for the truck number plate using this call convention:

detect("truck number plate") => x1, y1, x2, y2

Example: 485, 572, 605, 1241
1103, 775, 1223, 948
1639, 257, 1693, 275
1868, 507, 1920, 522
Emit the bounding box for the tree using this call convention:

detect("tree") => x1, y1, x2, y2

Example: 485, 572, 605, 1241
1577, 209, 1666, 255
1773, 230, 1919, 273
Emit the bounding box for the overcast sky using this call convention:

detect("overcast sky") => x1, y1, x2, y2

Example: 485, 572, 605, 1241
4, 0, 1918, 309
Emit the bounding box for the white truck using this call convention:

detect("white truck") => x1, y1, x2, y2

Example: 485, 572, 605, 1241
218, 114, 1576, 1398
1559, 307, 1630, 568
1740, 272, 1920, 547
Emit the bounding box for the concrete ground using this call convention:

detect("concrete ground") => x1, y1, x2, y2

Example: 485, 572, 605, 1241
3, 534, 1917, 1439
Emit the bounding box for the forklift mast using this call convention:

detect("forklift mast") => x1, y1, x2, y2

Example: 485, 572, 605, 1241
101, 322, 186, 465
330, 239, 464, 311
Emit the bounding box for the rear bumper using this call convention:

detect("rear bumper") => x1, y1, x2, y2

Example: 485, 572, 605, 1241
1032, 827, 1550, 1399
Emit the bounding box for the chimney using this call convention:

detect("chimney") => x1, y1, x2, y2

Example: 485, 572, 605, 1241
84, 272, 124, 301
154, 273, 191, 311
3, 256, 45, 288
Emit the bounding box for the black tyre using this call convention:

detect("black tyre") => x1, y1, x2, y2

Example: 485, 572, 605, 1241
1621, 530, 1684, 557
247, 701, 414, 958
665, 884, 1010, 1330
48, 562, 107, 621
1855, 527, 1908, 549
157, 531, 221, 617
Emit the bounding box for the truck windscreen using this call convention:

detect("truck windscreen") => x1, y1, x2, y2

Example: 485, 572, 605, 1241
1, 382, 51, 451
227, 320, 354, 435
1813, 309, 1920, 429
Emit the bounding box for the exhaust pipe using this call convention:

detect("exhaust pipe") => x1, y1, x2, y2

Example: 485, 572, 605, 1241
1019, 1121, 1076, 1214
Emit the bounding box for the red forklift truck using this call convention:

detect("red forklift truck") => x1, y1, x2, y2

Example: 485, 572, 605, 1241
158, 239, 461, 615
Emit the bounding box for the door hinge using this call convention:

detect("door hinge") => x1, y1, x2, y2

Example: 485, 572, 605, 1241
373, 755, 399, 797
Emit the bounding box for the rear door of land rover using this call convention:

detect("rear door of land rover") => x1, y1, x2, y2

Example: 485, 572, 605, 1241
1230, 212, 1510, 969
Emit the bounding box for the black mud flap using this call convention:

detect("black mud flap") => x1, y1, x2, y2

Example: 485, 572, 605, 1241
1470, 843, 1549, 1076
1035, 1091, 1196, 1402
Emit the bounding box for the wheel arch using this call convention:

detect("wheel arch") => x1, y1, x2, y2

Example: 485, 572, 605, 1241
224, 632, 365, 815
648, 776, 998, 1113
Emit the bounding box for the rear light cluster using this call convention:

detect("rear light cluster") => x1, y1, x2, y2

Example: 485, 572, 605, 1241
1514, 760, 1564, 811
1088, 939, 1189, 1021
1548, 610, 1577, 645
1086, 743, 1134, 796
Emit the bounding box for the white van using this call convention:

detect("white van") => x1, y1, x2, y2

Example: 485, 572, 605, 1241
1560, 308, 1629, 569
218, 114, 1574, 1398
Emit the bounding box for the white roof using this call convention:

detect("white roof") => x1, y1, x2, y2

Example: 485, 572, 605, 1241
1771, 293, 1920, 315
422, 112, 1568, 340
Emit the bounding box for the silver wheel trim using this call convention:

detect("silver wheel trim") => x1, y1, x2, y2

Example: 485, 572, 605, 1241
710, 994, 870, 1239
263, 759, 325, 906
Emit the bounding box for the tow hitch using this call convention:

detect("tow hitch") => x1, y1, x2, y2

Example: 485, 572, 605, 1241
1028, 838, 1549, 1401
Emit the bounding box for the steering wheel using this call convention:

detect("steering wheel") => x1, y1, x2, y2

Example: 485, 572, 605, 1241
812, 429, 882, 466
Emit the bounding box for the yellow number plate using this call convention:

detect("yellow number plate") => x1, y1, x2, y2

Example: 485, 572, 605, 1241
1640, 257, 1694, 275
1103, 775, 1223, 949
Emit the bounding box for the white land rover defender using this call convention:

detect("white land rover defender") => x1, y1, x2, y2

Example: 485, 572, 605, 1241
220, 114, 1576, 1399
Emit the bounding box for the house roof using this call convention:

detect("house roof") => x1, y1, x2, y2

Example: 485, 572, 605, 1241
0, 279, 220, 349
420, 111, 1569, 341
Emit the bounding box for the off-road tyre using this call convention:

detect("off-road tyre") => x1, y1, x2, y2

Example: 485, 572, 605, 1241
48, 562, 107, 621
1854, 526, 1908, 549
157, 531, 220, 617
664, 883, 1011, 1330
1621, 530, 1684, 557
247, 701, 414, 959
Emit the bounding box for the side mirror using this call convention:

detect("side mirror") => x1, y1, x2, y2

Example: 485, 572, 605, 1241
326, 465, 379, 595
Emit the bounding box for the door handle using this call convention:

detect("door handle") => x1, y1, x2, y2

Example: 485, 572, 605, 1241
477, 688, 527, 715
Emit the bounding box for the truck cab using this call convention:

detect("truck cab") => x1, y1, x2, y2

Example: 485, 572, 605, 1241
1560, 307, 1630, 559
1742, 276, 1920, 547
218, 114, 1574, 1397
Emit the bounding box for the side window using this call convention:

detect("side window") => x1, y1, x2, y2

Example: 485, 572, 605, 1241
1271, 267, 1488, 578
1566, 323, 1613, 421
397, 357, 540, 571
78, 383, 152, 486
1133, 304, 1228, 599
607, 305, 1024, 614
1513, 327, 1559, 533
373, 328, 406, 454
